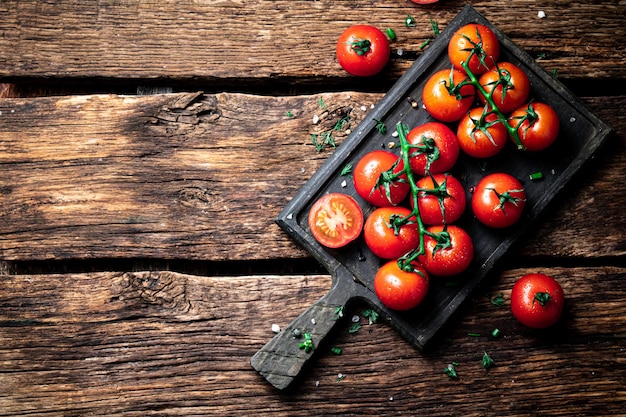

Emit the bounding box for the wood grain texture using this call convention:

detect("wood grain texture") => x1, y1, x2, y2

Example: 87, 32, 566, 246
1, 92, 624, 262
0, 0, 624, 83
1, 267, 624, 416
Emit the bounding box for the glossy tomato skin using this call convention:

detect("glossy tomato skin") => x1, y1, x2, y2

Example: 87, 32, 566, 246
478, 62, 530, 114
457, 107, 508, 158
508, 102, 560, 151
511, 273, 565, 328
336, 25, 390, 77
422, 68, 475, 122
308, 193, 364, 249
448, 23, 500, 75
417, 225, 474, 277
472, 173, 526, 228
374, 260, 429, 311
406, 122, 460, 176
364, 206, 420, 259
414, 173, 466, 225
353, 150, 409, 207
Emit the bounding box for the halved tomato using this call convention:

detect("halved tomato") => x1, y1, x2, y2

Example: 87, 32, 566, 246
308, 193, 364, 249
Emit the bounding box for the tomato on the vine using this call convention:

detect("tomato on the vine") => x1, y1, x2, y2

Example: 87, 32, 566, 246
406, 122, 459, 176
456, 106, 508, 158
414, 173, 466, 225
336, 25, 390, 77
422, 67, 475, 122
417, 225, 474, 277
508, 102, 560, 151
353, 150, 409, 207
472, 173, 526, 228
511, 273, 565, 328
448, 23, 500, 75
364, 206, 420, 259
374, 260, 429, 311
308, 193, 364, 249
478, 62, 530, 113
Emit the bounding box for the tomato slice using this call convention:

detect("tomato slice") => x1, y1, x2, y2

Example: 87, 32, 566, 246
308, 193, 364, 249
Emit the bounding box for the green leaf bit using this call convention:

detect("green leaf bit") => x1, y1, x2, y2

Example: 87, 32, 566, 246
482, 351, 495, 369
298, 332, 315, 353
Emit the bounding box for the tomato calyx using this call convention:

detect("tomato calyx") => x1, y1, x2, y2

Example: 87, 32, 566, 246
348, 38, 372, 56
371, 157, 407, 204
387, 212, 417, 236
442, 66, 474, 101
408, 136, 441, 174
509, 102, 539, 134
459, 28, 493, 73
485, 62, 515, 104
418, 174, 454, 222
532, 291, 552, 307
469, 105, 502, 146
486, 186, 526, 214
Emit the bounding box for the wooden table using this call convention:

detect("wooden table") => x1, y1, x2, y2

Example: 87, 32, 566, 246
1, 1, 624, 415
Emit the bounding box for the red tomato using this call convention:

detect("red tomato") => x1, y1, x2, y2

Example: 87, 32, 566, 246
336, 25, 390, 77
457, 106, 508, 158
508, 102, 560, 151
511, 273, 565, 328
410, 0, 439, 4
417, 225, 474, 277
374, 260, 429, 311
353, 150, 410, 207
448, 23, 500, 75
414, 173, 466, 225
472, 173, 526, 228
308, 193, 364, 249
479, 62, 530, 114
422, 68, 475, 122
406, 122, 460, 176
364, 206, 420, 259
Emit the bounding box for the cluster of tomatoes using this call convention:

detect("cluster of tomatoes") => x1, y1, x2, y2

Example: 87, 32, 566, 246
311, 23, 564, 327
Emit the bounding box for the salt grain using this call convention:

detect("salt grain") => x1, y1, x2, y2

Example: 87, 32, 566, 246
312, 114, 320, 124
271, 323, 281, 333
538, 10, 546, 18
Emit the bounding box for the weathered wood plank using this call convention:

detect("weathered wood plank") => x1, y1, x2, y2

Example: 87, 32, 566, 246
0, 93, 624, 262
0, 0, 624, 83
1, 267, 624, 415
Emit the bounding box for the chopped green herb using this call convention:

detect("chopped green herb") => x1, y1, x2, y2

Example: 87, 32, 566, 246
482, 351, 495, 369
373, 118, 387, 134
405, 14, 416, 27
536, 53, 547, 60
286, 111, 294, 118
468, 332, 481, 337
551, 68, 559, 78
361, 309, 379, 325
529, 171, 544, 181
491, 293, 506, 307
340, 163, 352, 177
311, 131, 336, 152
318, 97, 327, 110
430, 18, 440, 36
419, 38, 431, 50
491, 328, 501, 338
386, 28, 396, 41
444, 362, 459, 378
331, 346, 342, 355
336, 373, 346, 382
348, 322, 362, 334
334, 305, 345, 318
333, 114, 351, 131
298, 332, 315, 353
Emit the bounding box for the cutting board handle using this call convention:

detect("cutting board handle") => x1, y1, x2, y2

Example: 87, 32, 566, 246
250, 272, 357, 390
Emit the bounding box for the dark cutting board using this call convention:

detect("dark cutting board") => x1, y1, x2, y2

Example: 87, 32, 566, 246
251, 5, 612, 390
